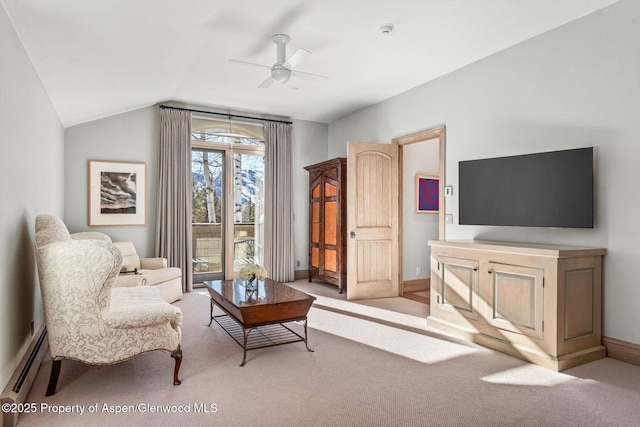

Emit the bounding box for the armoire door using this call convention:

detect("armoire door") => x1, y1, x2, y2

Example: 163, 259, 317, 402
322, 177, 340, 281
309, 178, 322, 274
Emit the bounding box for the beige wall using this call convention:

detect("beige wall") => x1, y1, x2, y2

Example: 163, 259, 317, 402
0, 4, 64, 390
329, 0, 640, 344
64, 106, 161, 256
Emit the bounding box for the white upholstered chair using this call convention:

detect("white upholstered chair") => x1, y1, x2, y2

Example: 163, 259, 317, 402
68, 231, 183, 302
34, 214, 183, 396
113, 241, 183, 303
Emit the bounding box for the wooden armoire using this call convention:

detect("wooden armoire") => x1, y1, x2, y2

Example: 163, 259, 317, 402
304, 158, 347, 293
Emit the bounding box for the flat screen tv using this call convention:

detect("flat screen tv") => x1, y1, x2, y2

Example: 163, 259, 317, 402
459, 147, 593, 228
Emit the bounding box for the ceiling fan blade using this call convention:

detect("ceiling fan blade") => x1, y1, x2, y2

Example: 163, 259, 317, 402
291, 69, 329, 81
286, 48, 311, 68
258, 76, 275, 88
228, 58, 271, 70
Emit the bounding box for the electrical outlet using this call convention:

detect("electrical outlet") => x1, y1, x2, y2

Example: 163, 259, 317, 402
416, 267, 422, 276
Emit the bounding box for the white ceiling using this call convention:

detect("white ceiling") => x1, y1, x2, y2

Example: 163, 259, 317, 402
4, 0, 619, 127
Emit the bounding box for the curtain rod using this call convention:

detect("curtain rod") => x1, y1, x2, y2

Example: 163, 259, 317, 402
159, 105, 293, 125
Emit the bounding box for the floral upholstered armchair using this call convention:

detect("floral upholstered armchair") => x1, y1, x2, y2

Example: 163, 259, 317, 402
34, 214, 183, 396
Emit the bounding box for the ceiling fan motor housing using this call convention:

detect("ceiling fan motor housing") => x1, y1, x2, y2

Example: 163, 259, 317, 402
271, 34, 292, 83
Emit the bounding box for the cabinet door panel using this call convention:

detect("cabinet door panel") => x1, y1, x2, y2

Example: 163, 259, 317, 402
325, 182, 337, 197
311, 247, 320, 268
486, 263, 544, 339
311, 202, 320, 243
564, 267, 595, 340
434, 256, 479, 320
324, 201, 337, 245
324, 249, 337, 273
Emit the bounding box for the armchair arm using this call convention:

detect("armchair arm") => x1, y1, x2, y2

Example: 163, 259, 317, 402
102, 303, 183, 329
140, 257, 168, 269
114, 274, 147, 287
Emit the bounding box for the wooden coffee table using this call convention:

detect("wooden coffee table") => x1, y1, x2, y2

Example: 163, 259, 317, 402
203, 279, 316, 366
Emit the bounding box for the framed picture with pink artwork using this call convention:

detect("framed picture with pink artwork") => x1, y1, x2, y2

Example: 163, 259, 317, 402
415, 174, 439, 214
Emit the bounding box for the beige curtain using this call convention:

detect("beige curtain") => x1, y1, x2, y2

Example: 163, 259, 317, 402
156, 108, 193, 292
264, 121, 295, 282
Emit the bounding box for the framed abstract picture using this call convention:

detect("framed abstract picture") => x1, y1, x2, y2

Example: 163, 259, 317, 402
415, 174, 439, 214
88, 160, 146, 226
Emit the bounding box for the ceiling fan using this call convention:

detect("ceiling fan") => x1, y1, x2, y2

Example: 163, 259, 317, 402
229, 34, 328, 88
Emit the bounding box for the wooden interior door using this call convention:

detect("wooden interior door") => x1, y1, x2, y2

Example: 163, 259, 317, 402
347, 141, 399, 300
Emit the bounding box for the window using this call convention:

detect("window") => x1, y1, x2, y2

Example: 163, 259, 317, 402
191, 116, 265, 282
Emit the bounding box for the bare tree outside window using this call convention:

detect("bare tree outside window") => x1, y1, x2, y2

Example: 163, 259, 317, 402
191, 149, 222, 224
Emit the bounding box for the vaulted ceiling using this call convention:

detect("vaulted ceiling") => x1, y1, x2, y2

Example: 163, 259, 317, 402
3, 0, 619, 127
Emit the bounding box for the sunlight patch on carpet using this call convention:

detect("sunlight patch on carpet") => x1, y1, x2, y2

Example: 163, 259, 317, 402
307, 307, 479, 364
480, 364, 577, 386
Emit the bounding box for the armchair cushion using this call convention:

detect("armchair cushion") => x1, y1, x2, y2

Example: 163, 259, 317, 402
105, 287, 183, 329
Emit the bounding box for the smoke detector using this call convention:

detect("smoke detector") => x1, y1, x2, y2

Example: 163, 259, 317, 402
379, 24, 394, 35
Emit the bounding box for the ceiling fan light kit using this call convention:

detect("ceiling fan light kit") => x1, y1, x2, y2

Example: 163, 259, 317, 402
271, 64, 291, 83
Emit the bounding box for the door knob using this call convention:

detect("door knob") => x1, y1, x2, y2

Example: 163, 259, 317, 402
350, 231, 356, 239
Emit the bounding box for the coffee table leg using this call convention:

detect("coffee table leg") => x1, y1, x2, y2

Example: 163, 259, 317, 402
208, 298, 214, 326
304, 319, 314, 352
240, 328, 250, 366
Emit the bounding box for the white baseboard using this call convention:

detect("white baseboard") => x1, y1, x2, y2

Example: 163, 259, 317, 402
0, 324, 48, 427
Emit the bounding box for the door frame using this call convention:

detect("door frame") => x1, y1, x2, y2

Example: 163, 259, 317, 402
392, 125, 446, 295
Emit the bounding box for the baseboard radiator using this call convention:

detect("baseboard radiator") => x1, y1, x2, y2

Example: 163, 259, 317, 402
0, 324, 48, 427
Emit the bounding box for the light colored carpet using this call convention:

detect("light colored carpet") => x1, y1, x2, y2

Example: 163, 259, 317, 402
18, 280, 640, 426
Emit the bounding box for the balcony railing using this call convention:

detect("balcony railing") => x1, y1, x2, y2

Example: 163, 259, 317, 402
192, 223, 256, 274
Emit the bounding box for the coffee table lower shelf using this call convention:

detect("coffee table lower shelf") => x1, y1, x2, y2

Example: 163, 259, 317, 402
209, 306, 314, 366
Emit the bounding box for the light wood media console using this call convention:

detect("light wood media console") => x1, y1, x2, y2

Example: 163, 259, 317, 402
427, 240, 606, 371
